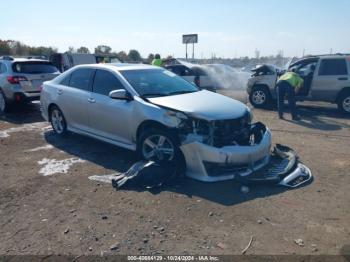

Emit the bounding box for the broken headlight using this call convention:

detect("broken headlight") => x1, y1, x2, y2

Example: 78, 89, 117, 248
164, 110, 188, 126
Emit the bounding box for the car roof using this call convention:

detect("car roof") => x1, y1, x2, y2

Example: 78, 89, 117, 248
0, 58, 49, 63
74, 63, 161, 71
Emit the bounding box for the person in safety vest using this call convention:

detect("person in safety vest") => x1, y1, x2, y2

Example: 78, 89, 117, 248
276, 69, 303, 121
152, 54, 162, 67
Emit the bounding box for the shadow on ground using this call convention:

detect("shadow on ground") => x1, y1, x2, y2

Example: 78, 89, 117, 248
0, 102, 43, 124
44, 130, 290, 206
256, 102, 350, 131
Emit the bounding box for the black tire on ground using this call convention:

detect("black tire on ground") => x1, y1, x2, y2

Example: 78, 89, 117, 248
337, 91, 350, 114
49, 105, 68, 136
0, 89, 10, 113
249, 85, 272, 108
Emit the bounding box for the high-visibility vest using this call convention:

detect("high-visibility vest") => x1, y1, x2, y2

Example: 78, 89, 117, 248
278, 72, 304, 91
151, 59, 162, 67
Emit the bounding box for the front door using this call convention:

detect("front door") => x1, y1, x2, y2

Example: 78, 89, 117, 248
88, 69, 134, 146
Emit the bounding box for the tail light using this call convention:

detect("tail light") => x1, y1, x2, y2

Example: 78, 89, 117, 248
6, 76, 28, 84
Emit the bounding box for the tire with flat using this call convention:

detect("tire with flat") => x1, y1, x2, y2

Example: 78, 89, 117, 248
249, 85, 272, 108
337, 91, 350, 114
50, 106, 68, 136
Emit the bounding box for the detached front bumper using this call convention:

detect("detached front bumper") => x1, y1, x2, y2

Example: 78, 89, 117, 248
180, 123, 272, 182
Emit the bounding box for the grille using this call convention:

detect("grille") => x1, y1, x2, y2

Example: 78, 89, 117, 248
213, 115, 250, 147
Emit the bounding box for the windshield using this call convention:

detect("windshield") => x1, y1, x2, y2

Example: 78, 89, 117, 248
121, 69, 199, 97
12, 62, 59, 74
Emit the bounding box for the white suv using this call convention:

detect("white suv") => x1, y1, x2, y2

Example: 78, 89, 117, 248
247, 54, 350, 114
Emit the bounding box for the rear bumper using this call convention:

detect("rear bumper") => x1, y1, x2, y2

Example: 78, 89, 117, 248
180, 123, 272, 182
7, 91, 40, 103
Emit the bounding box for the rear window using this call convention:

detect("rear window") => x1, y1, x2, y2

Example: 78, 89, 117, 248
318, 59, 348, 76
69, 68, 94, 91
12, 62, 58, 74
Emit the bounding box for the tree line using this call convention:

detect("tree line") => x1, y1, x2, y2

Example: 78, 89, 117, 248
0, 39, 162, 63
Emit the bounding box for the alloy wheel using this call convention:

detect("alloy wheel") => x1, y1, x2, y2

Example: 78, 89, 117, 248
343, 96, 350, 113
51, 109, 65, 134
252, 90, 266, 105
142, 135, 175, 162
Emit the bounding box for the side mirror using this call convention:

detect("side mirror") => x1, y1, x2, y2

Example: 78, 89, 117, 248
109, 89, 133, 101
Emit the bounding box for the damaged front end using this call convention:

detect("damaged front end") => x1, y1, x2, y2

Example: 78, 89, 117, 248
179, 118, 272, 182
176, 114, 312, 187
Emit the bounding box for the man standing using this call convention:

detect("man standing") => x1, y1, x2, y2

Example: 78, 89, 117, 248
151, 54, 162, 67
276, 69, 303, 120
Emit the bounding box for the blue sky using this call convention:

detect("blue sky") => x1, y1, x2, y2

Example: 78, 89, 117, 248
1, 0, 349, 58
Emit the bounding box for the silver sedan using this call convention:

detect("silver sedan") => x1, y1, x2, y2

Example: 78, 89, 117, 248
40, 64, 271, 182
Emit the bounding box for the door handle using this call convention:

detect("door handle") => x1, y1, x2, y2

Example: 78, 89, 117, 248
88, 98, 96, 103
57, 89, 63, 95
338, 77, 348, 81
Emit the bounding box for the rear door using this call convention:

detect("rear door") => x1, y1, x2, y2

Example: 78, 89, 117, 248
311, 58, 349, 101
88, 69, 134, 145
12, 61, 60, 92
58, 68, 94, 131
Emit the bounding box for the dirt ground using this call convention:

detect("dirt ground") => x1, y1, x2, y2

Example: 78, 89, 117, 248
0, 100, 349, 257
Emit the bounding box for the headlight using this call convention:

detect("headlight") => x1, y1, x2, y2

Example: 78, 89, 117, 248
164, 110, 188, 126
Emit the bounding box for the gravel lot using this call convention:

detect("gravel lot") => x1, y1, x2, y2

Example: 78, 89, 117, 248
0, 100, 349, 257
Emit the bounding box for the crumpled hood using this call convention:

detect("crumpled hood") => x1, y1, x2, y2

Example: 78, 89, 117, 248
148, 90, 248, 121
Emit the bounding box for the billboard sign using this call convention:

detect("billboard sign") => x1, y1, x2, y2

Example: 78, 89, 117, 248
182, 34, 198, 44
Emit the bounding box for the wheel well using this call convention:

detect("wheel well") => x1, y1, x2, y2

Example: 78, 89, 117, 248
336, 87, 350, 103
48, 103, 59, 121
136, 120, 173, 143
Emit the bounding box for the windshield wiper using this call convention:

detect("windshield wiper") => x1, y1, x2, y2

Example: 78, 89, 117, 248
167, 90, 198, 96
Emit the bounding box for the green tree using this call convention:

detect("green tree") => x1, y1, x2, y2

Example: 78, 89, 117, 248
147, 53, 155, 63
95, 45, 112, 54
77, 46, 90, 54
67, 46, 76, 53
128, 49, 142, 62
0, 40, 11, 55
117, 51, 128, 62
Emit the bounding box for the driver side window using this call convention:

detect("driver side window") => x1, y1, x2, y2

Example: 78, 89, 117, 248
92, 69, 125, 96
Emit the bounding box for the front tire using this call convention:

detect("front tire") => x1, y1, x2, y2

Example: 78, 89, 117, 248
139, 129, 180, 163
338, 91, 350, 114
50, 106, 68, 136
249, 85, 272, 108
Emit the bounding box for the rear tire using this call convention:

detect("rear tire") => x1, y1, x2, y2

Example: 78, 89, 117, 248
0, 90, 10, 114
249, 85, 272, 108
337, 91, 350, 114
49, 106, 68, 136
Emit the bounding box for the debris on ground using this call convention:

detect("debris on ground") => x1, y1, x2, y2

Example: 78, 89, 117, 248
294, 239, 304, 247
63, 228, 70, 234
242, 235, 254, 254
110, 242, 120, 251
216, 242, 226, 249
89, 160, 184, 190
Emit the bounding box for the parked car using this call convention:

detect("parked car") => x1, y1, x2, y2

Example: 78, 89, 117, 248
247, 54, 350, 113
164, 64, 217, 92
41, 63, 272, 182
50, 53, 97, 72
0, 56, 60, 113
164, 62, 249, 103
